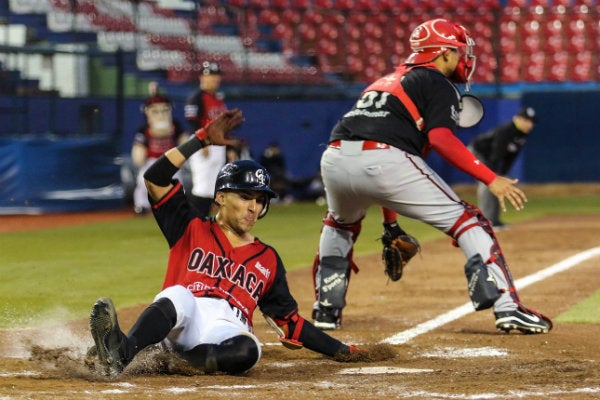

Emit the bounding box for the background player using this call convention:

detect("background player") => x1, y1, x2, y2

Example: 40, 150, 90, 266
89, 109, 360, 377
311, 18, 552, 334
185, 61, 229, 217
468, 107, 537, 229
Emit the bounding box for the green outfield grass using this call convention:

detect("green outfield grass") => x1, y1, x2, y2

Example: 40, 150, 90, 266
1, 186, 598, 328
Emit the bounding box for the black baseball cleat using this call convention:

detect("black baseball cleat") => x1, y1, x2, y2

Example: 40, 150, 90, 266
312, 307, 340, 330
494, 309, 553, 334
89, 297, 130, 376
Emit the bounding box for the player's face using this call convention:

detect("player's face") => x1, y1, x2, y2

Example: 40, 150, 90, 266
216, 190, 267, 234
514, 116, 535, 134
200, 74, 221, 93
443, 49, 460, 76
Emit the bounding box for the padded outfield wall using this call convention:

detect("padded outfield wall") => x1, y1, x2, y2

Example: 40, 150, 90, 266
0, 92, 597, 213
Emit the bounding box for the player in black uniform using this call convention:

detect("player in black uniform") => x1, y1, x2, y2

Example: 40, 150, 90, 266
468, 107, 537, 228
311, 18, 552, 335
89, 110, 360, 377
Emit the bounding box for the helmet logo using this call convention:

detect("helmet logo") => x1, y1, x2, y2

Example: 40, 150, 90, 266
255, 169, 266, 186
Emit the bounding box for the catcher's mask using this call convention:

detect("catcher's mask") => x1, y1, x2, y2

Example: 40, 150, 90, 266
405, 18, 476, 90
214, 160, 278, 218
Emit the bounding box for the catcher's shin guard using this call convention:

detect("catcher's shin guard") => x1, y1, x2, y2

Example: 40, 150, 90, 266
316, 256, 350, 310
464, 253, 501, 310
313, 255, 350, 329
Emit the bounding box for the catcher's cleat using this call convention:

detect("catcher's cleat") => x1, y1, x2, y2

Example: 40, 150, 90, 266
494, 309, 553, 334
89, 297, 130, 376
313, 307, 340, 330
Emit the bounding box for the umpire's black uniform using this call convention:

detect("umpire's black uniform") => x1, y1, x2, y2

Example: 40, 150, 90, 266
468, 107, 537, 226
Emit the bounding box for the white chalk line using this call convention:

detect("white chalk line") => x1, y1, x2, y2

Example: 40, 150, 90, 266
382, 246, 600, 345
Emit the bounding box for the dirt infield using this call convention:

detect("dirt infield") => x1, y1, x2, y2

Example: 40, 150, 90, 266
1, 211, 599, 399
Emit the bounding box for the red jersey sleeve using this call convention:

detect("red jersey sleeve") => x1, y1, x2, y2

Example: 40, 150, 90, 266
428, 127, 496, 185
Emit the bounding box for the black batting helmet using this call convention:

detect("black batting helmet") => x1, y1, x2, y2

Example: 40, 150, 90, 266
214, 160, 277, 218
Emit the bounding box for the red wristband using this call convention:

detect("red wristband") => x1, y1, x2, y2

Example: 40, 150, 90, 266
195, 128, 208, 140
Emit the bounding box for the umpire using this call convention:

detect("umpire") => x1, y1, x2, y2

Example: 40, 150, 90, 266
468, 107, 537, 228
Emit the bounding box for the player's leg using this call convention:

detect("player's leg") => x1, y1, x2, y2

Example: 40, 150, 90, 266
379, 152, 551, 333
89, 293, 176, 375
312, 145, 371, 329
477, 181, 503, 227
178, 297, 261, 374
133, 160, 152, 214
453, 204, 551, 333
181, 332, 260, 374
312, 213, 363, 329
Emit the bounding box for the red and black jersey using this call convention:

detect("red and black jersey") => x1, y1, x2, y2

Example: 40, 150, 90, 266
184, 90, 227, 132
329, 66, 461, 156
151, 181, 299, 326
133, 121, 186, 159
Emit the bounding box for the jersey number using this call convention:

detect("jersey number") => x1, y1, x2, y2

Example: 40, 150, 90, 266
356, 91, 390, 109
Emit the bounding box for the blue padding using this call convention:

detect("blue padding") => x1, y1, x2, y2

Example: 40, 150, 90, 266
0, 136, 124, 214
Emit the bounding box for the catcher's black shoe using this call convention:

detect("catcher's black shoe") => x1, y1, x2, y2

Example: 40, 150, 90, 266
89, 297, 131, 376
313, 307, 340, 330
494, 308, 553, 334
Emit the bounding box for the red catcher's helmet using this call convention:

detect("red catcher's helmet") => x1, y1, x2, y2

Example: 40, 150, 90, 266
405, 18, 476, 88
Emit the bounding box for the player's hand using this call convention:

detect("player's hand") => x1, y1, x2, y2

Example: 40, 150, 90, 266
195, 109, 244, 146
488, 176, 527, 212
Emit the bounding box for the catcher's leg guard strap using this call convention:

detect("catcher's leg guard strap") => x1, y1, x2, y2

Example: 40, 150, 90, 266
464, 253, 501, 311
317, 256, 350, 309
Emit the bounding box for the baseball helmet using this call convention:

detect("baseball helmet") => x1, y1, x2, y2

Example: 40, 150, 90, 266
201, 61, 221, 75
406, 18, 476, 88
214, 160, 277, 218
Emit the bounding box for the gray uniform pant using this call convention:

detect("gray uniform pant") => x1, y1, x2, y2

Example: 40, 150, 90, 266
318, 140, 517, 313
467, 146, 502, 226
477, 182, 502, 226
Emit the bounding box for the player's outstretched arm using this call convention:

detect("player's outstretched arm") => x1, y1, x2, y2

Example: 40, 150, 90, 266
264, 313, 359, 358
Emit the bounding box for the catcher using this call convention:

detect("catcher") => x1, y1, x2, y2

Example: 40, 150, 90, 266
311, 18, 552, 335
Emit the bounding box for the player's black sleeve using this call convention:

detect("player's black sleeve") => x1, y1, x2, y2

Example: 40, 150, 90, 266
296, 319, 349, 356
257, 251, 299, 318
151, 183, 196, 248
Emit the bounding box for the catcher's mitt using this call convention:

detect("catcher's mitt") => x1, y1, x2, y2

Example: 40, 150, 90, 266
381, 227, 420, 282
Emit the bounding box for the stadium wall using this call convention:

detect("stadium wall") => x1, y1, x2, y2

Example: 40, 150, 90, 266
0, 93, 597, 213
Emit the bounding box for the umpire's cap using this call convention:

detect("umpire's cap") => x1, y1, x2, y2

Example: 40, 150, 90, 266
201, 61, 221, 75
516, 107, 537, 122
215, 160, 277, 218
